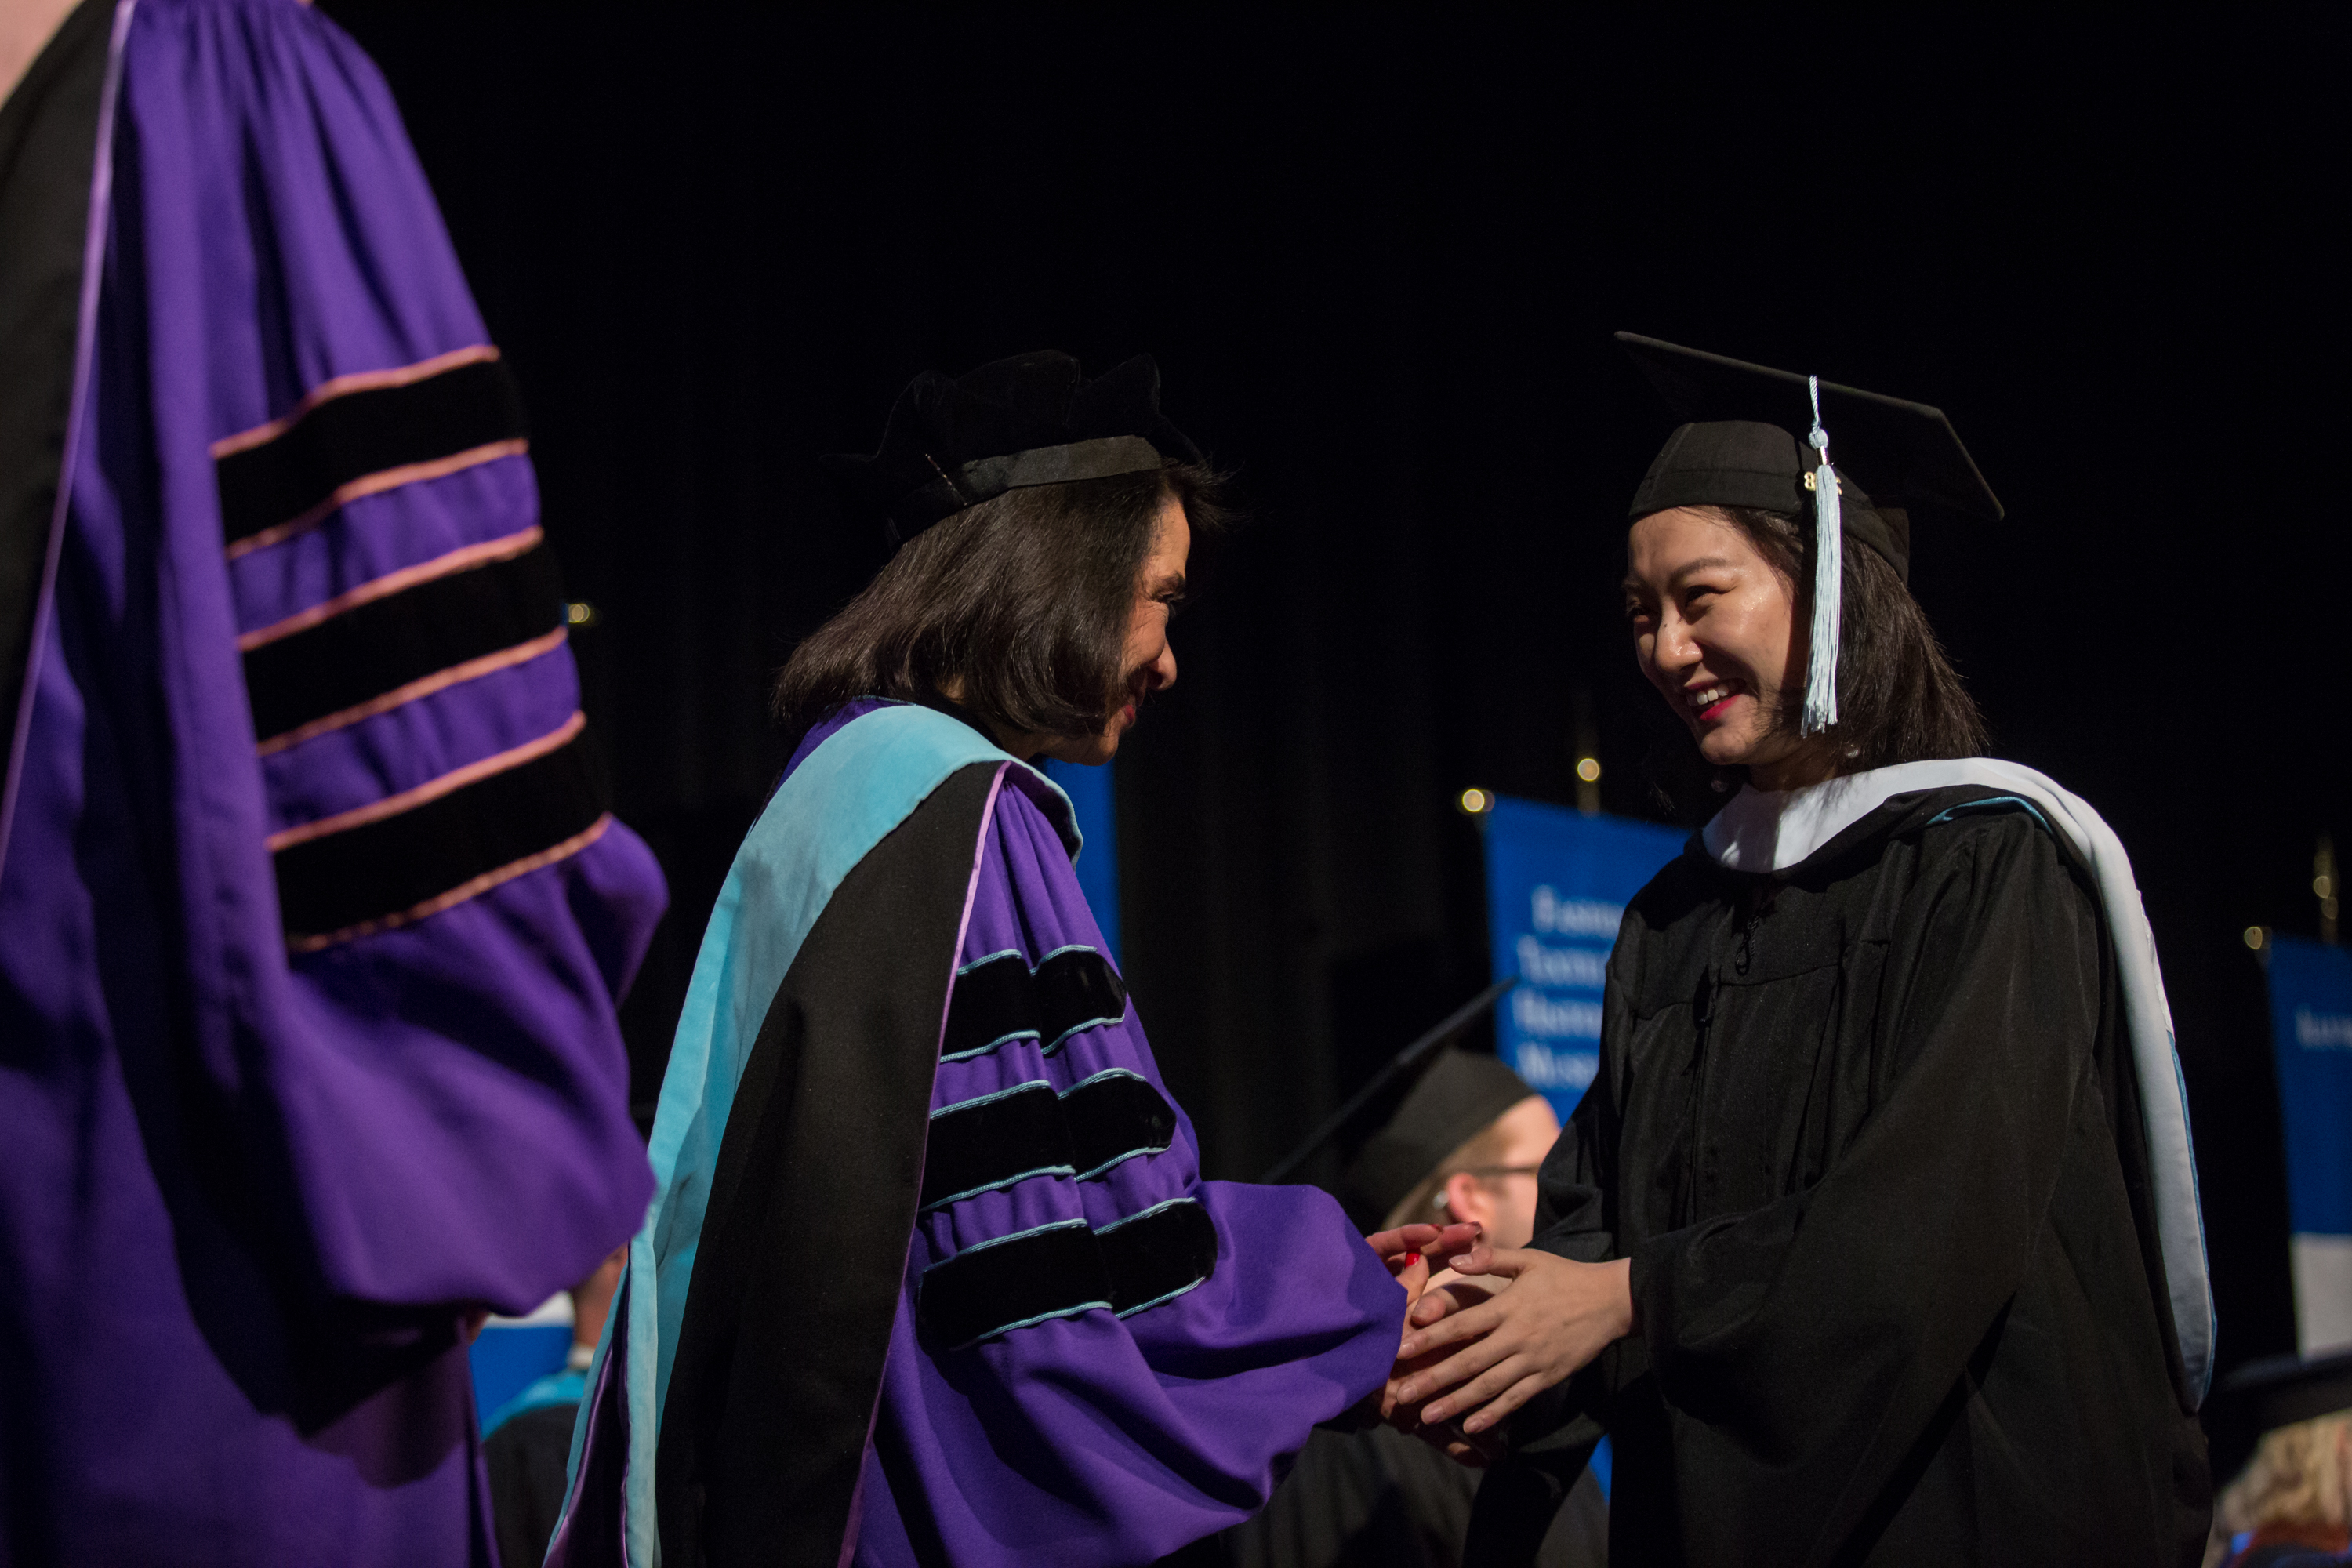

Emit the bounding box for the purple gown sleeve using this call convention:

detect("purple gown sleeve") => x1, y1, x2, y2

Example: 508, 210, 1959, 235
113, 0, 660, 1312
0, 4, 662, 1562
855, 774, 1404, 1567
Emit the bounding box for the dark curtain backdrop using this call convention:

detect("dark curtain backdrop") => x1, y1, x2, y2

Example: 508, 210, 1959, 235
325, 6, 2345, 1385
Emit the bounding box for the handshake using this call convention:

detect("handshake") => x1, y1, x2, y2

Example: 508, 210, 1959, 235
1361, 1222, 1637, 1466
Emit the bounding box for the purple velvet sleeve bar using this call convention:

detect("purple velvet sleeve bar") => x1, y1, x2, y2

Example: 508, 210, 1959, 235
0, 2, 662, 1563
856, 775, 1404, 1566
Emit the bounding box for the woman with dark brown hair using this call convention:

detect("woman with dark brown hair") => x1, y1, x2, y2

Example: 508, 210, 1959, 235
551, 353, 1465, 1568
1391, 337, 2214, 1566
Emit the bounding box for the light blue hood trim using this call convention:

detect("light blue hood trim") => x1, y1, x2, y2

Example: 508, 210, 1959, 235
570, 705, 1072, 1565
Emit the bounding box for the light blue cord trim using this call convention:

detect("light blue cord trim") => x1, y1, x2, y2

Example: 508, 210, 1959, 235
920, 1215, 1091, 1274
925, 1215, 1113, 1345
1067, 1069, 1174, 1178
918, 1078, 1073, 1210
1043, 1013, 1126, 1054
946, 1299, 1114, 1352
1066, 1066, 1147, 1090
1095, 1195, 1200, 1235
947, 944, 1125, 1058
921, 1071, 1172, 1207
931, 1200, 1210, 1341
1076, 1145, 1169, 1182
1926, 795, 2053, 834
920, 1165, 1079, 1212
941, 1029, 1041, 1063
931, 1080, 1055, 1118
1115, 1274, 1211, 1319
1103, 1196, 1213, 1317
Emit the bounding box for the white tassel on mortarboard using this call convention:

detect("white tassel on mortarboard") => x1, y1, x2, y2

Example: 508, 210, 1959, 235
1800, 374, 1842, 736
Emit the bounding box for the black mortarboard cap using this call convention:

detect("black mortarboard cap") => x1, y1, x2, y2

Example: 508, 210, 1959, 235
2203, 1350, 2352, 1483
1338, 1050, 1538, 1231
1616, 332, 2004, 584
825, 351, 1202, 550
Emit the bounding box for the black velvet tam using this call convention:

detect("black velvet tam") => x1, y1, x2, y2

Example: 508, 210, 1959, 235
825, 350, 1202, 548
1617, 332, 2005, 583
1340, 1049, 1537, 1230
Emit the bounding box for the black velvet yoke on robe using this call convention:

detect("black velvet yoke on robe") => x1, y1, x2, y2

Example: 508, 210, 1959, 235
655, 761, 1001, 1568
1471, 787, 2209, 1568
0, 0, 107, 818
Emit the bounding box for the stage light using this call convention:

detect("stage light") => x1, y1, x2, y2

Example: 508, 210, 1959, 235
565, 601, 601, 627
1457, 788, 1492, 815
2244, 926, 2267, 950
1576, 757, 1602, 783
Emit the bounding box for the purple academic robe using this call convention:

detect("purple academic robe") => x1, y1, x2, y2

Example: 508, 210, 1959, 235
556, 701, 1402, 1567
0, 2, 664, 1563
856, 731, 1406, 1566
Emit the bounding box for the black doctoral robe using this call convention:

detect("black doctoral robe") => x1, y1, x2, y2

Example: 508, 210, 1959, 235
1471, 786, 2209, 1566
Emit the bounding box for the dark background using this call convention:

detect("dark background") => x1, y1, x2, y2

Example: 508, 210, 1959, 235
325, 7, 2346, 1388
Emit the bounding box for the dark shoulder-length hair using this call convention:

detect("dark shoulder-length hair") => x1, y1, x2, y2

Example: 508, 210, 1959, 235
1644, 504, 1989, 813
1726, 505, 1989, 768
772, 463, 1226, 750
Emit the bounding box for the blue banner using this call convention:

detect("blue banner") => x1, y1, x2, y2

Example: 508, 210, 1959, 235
1043, 758, 1120, 963
2267, 934, 2352, 1354
1482, 797, 1686, 1122
2270, 935, 2352, 1236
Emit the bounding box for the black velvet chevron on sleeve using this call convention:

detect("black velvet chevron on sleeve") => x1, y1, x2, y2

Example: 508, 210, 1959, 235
915, 1221, 1114, 1352
916, 1069, 1178, 1212
215, 355, 527, 547
656, 763, 1211, 1566
243, 539, 565, 745
273, 729, 605, 946
938, 951, 1040, 1059
938, 945, 1127, 1061
918, 1082, 1075, 1210
1062, 1071, 1178, 1178
1098, 1199, 1219, 1316
913, 1195, 1218, 1351
1034, 946, 1129, 1050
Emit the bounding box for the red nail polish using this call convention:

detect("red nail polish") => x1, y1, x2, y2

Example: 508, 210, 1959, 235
1403, 1251, 1421, 1266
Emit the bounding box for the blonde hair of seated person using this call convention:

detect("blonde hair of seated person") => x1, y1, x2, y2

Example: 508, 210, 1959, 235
2206, 1413, 2352, 1566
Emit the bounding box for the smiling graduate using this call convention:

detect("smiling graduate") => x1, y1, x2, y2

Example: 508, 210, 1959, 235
1392, 336, 2215, 1566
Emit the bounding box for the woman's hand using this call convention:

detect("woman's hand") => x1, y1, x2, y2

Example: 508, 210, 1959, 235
1385, 1272, 1511, 1462
1364, 1221, 1484, 1312
1373, 1345, 1504, 1466
1365, 1222, 1485, 1274
1388, 1247, 1635, 1436
1402, 1269, 1497, 1330
1363, 1222, 1484, 1423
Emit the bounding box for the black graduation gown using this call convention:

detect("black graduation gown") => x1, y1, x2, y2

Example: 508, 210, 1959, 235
1471, 786, 2209, 1566
1205, 1425, 1608, 1568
